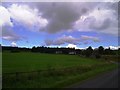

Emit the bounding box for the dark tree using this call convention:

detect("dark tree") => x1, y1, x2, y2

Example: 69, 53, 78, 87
104, 47, 113, 55
85, 46, 93, 57
31, 46, 36, 52
98, 46, 104, 55
119, 48, 120, 51
0, 44, 2, 52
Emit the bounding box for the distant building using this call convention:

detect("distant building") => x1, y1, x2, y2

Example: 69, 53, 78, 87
56, 51, 62, 54
68, 51, 76, 55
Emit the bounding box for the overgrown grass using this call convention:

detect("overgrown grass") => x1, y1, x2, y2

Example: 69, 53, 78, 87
102, 55, 119, 62
2, 52, 118, 88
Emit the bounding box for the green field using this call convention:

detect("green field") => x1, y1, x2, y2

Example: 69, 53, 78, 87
2, 52, 117, 88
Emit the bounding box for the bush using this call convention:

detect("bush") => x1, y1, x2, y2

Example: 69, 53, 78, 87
95, 53, 101, 59
11, 50, 20, 53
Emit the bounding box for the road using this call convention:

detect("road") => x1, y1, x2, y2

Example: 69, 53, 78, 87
67, 68, 119, 88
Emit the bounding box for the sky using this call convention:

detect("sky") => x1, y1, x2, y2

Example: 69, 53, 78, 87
0, 0, 119, 49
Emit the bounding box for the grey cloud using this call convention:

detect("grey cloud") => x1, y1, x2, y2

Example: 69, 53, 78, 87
92, 2, 118, 35
83, 41, 93, 45
90, 18, 111, 30
2, 27, 21, 41
32, 2, 98, 33
84, 41, 89, 45
45, 35, 100, 46
45, 35, 79, 46
2, 2, 118, 36
34, 2, 118, 35
41, 3, 80, 33
81, 35, 100, 42
44, 39, 53, 46
75, 2, 118, 35
6, 2, 116, 34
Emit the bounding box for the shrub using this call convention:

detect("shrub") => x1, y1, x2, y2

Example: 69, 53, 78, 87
11, 50, 20, 53
95, 53, 101, 59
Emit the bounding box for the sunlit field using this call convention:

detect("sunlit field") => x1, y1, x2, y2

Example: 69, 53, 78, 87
2, 52, 117, 88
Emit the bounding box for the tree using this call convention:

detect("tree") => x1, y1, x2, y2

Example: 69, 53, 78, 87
119, 48, 120, 51
98, 46, 104, 55
31, 46, 36, 52
85, 46, 93, 57
0, 44, 1, 52
104, 47, 113, 55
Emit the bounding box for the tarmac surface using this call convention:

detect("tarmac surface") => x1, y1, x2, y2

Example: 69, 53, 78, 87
67, 68, 119, 88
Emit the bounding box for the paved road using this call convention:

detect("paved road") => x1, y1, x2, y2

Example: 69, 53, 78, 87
67, 68, 119, 88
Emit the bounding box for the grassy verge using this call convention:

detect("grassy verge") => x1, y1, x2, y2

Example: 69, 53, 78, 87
53, 63, 117, 88
3, 63, 117, 88
102, 55, 119, 62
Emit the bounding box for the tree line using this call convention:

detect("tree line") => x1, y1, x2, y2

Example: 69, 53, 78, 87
1, 45, 120, 58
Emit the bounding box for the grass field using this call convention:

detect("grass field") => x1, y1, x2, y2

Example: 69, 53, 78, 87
2, 52, 118, 88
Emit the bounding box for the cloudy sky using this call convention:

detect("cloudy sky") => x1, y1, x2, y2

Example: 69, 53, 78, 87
0, 0, 119, 49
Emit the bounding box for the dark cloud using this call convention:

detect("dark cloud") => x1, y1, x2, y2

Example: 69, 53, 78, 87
40, 3, 81, 33
33, 2, 118, 35
32, 2, 97, 33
